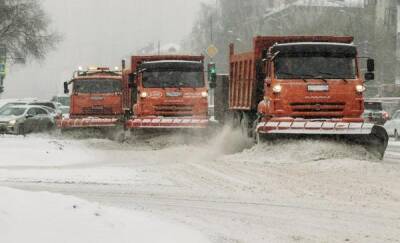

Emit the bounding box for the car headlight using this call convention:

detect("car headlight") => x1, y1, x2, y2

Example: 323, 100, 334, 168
201, 91, 208, 98
356, 85, 366, 93
8, 120, 17, 125
272, 84, 282, 93
140, 92, 148, 98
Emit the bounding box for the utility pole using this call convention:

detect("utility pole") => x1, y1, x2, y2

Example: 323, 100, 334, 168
0, 46, 7, 94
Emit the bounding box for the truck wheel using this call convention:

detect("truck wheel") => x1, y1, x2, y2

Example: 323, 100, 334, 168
395, 130, 399, 141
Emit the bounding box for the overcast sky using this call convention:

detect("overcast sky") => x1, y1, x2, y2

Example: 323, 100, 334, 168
3, 0, 212, 99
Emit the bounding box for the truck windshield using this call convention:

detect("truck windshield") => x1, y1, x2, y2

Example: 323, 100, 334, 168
141, 62, 204, 88
275, 56, 356, 79
73, 79, 122, 93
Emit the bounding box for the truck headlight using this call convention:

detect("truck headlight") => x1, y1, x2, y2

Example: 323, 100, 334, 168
140, 92, 148, 98
9, 120, 16, 125
356, 85, 366, 93
201, 91, 208, 98
273, 84, 282, 93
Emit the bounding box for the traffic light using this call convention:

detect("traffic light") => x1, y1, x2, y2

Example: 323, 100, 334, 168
208, 62, 217, 88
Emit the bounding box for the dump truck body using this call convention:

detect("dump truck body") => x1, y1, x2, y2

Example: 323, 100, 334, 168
125, 55, 209, 129
216, 36, 388, 158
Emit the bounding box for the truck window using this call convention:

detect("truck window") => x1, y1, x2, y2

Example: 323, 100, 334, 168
141, 62, 204, 88
73, 79, 122, 93
275, 56, 356, 80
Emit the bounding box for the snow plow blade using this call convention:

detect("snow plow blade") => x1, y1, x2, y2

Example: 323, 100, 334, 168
57, 118, 120, 128
126, 117, 209, 129
257, 120, 389, 159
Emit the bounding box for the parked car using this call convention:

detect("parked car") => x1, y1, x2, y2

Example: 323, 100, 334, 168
51, 95, 70, 107
384, 110, 400, 140
28, 101, 57, 110
363, 101, 390, 125
0, 105, 55, 135
57, 105, 70, 118
0, 100, 31, 113
0, 98, 40, 113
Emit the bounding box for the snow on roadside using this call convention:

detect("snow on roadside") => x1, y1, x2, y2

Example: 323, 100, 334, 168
0, 134, 104, 167
0, 186, 210, 243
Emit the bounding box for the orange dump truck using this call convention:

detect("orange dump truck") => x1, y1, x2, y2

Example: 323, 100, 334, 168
124, 55, 209, 129
57, 67, 124, 130
215, 36, 388, 158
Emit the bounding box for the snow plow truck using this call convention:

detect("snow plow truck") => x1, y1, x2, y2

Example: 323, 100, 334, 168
124, 55, 209, 130
214, 36, 389, 159
57, 67, 125, 133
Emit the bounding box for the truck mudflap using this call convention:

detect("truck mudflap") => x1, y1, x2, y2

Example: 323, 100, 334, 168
256, 120, 389, 159
126, 117, 209, 129
57, 118, 119, 128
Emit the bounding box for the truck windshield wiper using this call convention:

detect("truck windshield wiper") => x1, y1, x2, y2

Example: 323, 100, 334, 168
315, 71, 348, 83
277, 72, 310, 82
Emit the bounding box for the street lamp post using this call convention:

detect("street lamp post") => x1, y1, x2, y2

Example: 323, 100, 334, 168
0, 46, 6, 94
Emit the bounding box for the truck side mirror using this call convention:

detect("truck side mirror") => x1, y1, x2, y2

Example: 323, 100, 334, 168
262, 49, 268, 60
367, 58, 375, 72
364, 72, 375, 81
63, 82, 69, 94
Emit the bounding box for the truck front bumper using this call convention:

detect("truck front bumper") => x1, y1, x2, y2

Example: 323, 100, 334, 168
57, 118, 120, 129
256, 118, 374, 135
126, 117, 209, 129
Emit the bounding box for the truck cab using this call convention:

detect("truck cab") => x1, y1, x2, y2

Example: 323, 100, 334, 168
65, 67, 123, 119
125, 56, 209, 129
57, 67, 124, 130
258, 42, 370, 121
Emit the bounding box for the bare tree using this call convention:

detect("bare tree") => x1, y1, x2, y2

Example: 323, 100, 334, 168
0, 0, 60, 63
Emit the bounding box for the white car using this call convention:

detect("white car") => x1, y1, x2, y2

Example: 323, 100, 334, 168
384, 110, 400, 140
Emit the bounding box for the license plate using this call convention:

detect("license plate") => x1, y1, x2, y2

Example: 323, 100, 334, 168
91, 96, 104, 100
308, 85, 329, 92
166, 92, 182, 97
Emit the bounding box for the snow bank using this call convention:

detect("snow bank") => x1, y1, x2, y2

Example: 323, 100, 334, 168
0, 187, 210, 243
0, 135, 103, 167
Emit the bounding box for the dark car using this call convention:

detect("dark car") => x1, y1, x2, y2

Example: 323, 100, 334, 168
363, 101, 389, 125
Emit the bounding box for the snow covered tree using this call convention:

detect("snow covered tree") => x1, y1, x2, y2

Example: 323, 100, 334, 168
0, 0, 60, 63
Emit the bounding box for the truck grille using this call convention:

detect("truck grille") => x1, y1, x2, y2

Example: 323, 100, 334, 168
290, 102, 345, 112
154, 104, 194, 117
82, 107, 113, 115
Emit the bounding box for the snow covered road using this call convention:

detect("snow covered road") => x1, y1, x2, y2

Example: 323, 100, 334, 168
1, 130, 400, 243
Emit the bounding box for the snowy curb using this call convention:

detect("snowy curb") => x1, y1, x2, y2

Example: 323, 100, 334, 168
0, 187, 210, 243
